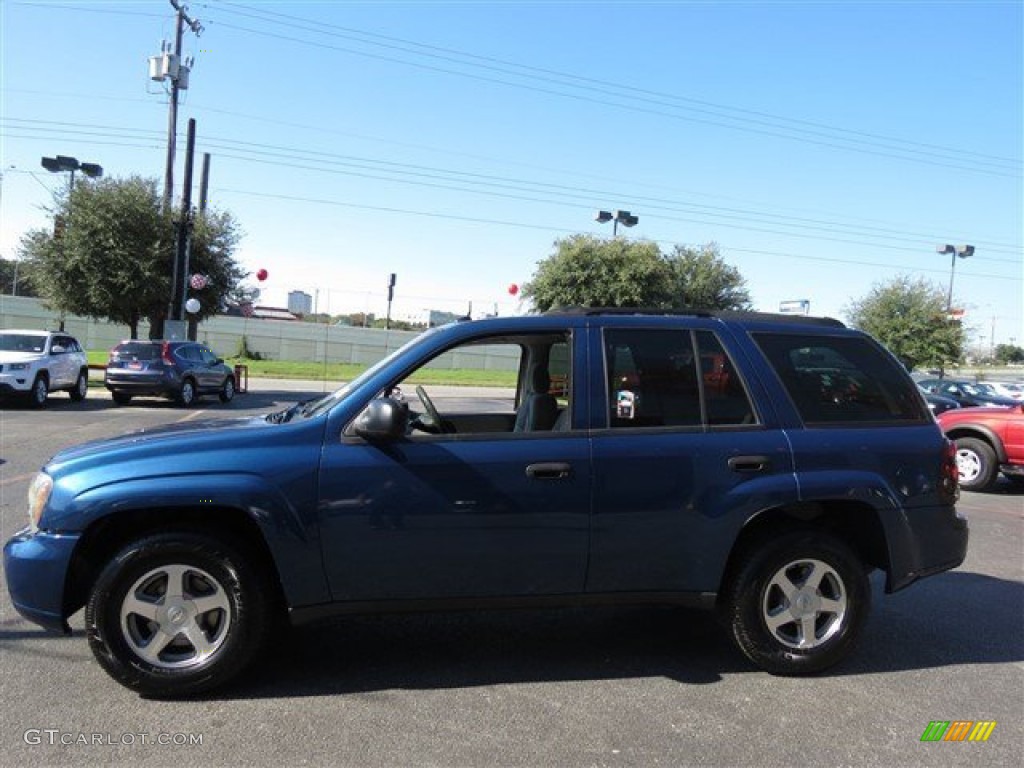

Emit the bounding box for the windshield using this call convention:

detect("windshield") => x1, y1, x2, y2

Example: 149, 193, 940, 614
0, 334, 46, 353
275, 327, 445, 421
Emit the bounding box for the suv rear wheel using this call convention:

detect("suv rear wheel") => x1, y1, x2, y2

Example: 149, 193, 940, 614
721, 530, 870, 675
85, 532, 271, 697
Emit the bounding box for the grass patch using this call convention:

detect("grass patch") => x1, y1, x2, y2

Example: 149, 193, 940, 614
87, 350, 516, 388
227, 358, 517, 387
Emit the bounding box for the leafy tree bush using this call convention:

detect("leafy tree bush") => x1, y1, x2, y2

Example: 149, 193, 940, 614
523, 235, 750, 313
845, 275, 964, 371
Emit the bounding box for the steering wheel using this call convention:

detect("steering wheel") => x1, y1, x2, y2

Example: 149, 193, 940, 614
415, 385, 446, 433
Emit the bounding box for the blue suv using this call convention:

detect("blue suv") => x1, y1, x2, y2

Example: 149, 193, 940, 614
4, 310, 967, 696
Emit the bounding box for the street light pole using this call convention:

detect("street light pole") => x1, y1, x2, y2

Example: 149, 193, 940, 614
40, 156, 103, 330
935, 243, 974, 378
936, 243, 975, 314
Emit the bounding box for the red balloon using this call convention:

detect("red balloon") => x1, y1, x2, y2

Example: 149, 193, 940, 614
256, 268, 268, 282
508, 283, 519, 296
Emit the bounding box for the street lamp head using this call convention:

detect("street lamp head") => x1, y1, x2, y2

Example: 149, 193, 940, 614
55, 155, 81, 172
936, 244, 956, 255
956, 244, 975, 258
594, 210, 613, 223
79, 163, 103, 179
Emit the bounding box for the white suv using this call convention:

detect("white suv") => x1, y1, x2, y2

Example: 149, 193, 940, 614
0, 330, 89, 408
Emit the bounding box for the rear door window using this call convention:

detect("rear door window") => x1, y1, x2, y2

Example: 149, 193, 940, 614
753, 333, 928, 424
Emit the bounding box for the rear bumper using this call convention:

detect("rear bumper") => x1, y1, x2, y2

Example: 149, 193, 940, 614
104, 373, 179, 397
887, 504, 968, 593
3, 528, 79, 634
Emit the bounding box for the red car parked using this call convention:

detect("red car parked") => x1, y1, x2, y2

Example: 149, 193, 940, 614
938, 404, 1024, 491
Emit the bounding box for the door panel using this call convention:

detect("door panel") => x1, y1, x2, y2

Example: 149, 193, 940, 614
318, 435, 591, 601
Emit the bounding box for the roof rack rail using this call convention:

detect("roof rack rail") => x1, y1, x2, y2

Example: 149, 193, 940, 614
543, 306, 845, 328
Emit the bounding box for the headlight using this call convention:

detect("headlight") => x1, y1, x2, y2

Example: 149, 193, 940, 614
8, 363, 29, 371
27, 473, 53, 532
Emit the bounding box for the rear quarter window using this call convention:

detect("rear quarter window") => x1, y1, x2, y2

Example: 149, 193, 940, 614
753, 333, 928, 425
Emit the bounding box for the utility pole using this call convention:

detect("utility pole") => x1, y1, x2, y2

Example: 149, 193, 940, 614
153, 0, 202, 210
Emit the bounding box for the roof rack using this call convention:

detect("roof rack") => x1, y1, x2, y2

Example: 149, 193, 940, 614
543, 306, 846, 328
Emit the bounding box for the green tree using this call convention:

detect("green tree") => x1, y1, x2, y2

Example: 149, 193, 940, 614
523, 235, 672, 312
666, 243, 752, 310
18, 176, 243, 339
845, 275, 964, 370
0, 257, 39, 297
994, 343, 1024, 364
523, 235, 751, 313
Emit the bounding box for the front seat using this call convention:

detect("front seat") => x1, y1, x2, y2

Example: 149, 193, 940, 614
513, 365, 559, 432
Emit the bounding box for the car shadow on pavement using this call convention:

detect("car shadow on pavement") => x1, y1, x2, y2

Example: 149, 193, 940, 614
207, 569, 1022, 702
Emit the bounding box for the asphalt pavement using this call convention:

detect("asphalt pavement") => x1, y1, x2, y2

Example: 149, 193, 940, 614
0, 384, 1021, 767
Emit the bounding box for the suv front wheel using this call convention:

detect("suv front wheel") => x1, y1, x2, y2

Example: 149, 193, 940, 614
954, 437, 998, 492
721, 530, 870, 676
29, 374, 49, 409
85, 533, 271, 697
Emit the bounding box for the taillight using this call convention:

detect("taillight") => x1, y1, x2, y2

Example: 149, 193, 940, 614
941, 438, 960, 500
161, 342, 175, 366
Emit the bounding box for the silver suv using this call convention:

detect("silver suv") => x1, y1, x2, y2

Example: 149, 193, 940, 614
0, 329, 90, 408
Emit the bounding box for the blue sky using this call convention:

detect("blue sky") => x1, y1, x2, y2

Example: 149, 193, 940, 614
1, 0, 1021, 346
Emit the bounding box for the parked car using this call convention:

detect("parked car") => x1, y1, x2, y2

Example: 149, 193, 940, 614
937, 403, 1024, 491
0, 329, 89, 408
916, 378, 1020, 408
984, 380, 1024, 401
5, 310, 967, 696
104, 340, 235, 406
917, 386, 961, 416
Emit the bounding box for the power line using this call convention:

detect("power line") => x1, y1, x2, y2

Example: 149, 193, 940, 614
218, 0, 1018, 168
203, 3, 1021, 177
20, 0, 1020, 174
4, 119, 1021, 261
212, 186, 1022, 284
7, 91, 1022, 253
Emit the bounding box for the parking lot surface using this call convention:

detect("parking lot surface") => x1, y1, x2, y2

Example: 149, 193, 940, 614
1, 382, 1021, 767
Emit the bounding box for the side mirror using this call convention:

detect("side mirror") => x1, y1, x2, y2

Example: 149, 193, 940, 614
50, 345, 65, 355
353, 397, 408, 441
215, 358, 224, 365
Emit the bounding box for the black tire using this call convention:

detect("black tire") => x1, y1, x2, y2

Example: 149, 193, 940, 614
111, 391, 133, 405
721, 530, 870, 676
178, 378, 197, 407
69, 369, 88, 402
219, 376, 235, 404
29, 374, 48, 409
85, 532, 271, 697
954, 437, 999, 492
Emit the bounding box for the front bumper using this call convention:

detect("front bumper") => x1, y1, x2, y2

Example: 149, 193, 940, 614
3, 528, 80, 634
0, 375, 33, 394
